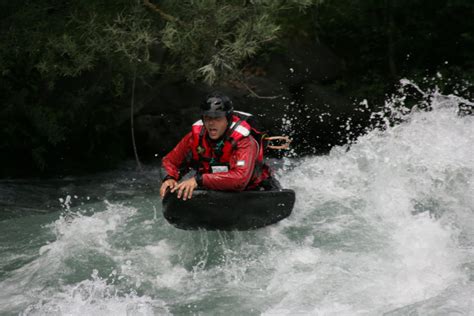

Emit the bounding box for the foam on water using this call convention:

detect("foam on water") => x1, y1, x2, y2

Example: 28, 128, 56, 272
268, 84, 473, 314
0, 80, 472, 315
20, 270, 164, 316
0, 202, 159, 315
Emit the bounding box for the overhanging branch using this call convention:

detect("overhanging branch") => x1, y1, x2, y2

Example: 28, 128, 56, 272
143, 0, 179, 23
240, 80, 281, 100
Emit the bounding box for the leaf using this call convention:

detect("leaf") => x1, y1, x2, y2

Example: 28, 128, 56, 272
197, 64, 217, 85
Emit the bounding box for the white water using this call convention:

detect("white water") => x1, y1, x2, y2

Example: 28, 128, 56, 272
0, 83, 473, 315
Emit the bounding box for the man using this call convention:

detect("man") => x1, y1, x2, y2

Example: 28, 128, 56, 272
160, 92, 273, 200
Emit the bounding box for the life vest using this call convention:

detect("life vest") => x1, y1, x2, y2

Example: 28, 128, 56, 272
191, 113, 266, 178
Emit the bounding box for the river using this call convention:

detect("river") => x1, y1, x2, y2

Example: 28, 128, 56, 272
0, 83, 473, 315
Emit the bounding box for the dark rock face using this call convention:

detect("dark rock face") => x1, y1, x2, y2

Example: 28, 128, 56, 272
132, 40, 365, 160
287, 83, 357, 154
264, 38, 343, 88
133, 81, 206, 158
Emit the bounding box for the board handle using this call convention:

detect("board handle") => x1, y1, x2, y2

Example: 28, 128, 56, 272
264, 136, 292, 150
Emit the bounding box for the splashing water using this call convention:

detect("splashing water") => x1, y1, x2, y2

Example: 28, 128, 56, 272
0, 82, 473, 315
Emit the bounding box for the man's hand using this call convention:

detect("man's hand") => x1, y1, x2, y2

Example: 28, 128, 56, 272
171, 177, 198, 200
160, 179, 177, 199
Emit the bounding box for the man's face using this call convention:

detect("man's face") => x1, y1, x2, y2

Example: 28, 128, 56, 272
203, 115, 228, 140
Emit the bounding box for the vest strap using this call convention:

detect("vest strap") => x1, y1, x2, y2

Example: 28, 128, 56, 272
197, 126, 206, 159
225, 118, 246, 151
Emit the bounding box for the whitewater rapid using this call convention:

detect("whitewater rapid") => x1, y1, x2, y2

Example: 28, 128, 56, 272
0, 83, 473, 315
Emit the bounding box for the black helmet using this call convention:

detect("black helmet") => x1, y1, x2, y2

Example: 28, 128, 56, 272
201, 92, 233, 118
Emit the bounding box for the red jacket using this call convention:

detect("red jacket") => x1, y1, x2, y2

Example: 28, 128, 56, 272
162, 131, 270, 191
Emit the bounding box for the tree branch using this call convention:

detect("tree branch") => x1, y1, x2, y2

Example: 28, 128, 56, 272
143, 0, 179, 23
240, 80, 281, 100
130, 67, 142, 171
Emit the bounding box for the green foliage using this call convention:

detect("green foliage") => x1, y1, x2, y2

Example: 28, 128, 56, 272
158, 0, 321, 84
2, 0, 324, 175
0, 0, 160, 175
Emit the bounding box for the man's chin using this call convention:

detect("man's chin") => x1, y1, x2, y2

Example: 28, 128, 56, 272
208, 130, 221, 139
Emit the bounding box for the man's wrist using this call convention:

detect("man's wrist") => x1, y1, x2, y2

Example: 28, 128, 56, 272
194, 174, 203, 186
163, 174, 176, 182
